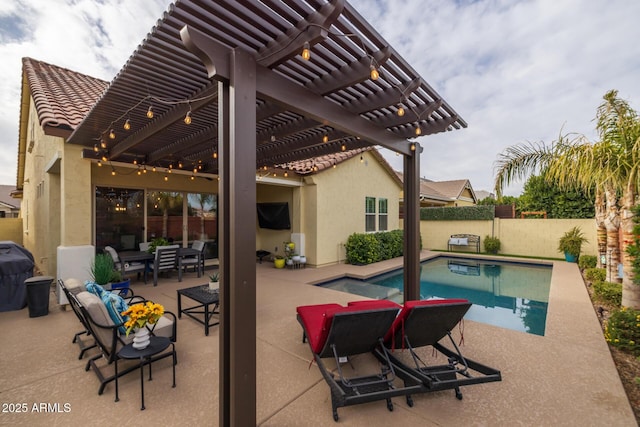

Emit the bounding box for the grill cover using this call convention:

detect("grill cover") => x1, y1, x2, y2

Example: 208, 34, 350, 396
0, 241, 34, 311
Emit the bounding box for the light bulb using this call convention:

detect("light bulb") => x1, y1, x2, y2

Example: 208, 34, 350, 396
137, 170, 142, 176
301, 42, 311, 61
190, 175, 195, 180
152, 166, 156, 172
184, 111, 192, 125
164, 175, 168, 181
284, 171, 288, 177
123, 119, 131, 130
133, 159, 137, 165
341, 144, 346, 151
93, 144, 98, 152
415, 124, 422, 136
322, 134, 329, 143
146, 106, 154, 119
100, 140, 107, 149
213, 151, 218, 159
97, 160, 102, 167
101, 155, 108, 162
397, 105, 405, 117
111, 169, 116, 176
109, 129, 115, 139
369, 64, 379, 80
360, 155, 364, 163
410, 143, 416, 151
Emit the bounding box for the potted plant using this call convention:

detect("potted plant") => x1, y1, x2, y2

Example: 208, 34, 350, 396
91, 253, 116, 286
558, 226, 588, 263
273, 255, 285, 269
208, 272, 220, 291
147, 237, 170, 253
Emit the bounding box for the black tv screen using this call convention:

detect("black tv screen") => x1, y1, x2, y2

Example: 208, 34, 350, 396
257, 202, 291, 230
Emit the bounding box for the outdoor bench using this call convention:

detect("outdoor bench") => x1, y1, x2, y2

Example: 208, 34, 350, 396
448, 234, 480, 253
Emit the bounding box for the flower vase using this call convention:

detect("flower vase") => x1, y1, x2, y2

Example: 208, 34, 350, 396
132, 327, 151, 350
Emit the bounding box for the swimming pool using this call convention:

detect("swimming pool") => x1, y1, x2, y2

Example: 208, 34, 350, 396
318, 256, 553, 336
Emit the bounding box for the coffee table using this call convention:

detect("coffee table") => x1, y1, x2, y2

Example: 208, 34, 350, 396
115, 336, 176, 410
177, 285, 220, 336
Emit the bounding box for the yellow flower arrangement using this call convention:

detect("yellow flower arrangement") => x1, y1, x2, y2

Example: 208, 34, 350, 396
121, 301, 164, 336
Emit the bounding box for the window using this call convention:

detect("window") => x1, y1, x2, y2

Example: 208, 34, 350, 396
365, 197, 376, 232
378, 198, 388, 231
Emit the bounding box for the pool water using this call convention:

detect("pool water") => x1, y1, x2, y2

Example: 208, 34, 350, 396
319, 256, 552, 336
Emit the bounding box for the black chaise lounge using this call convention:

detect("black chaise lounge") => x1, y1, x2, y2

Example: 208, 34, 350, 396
296, 300, 422, 422
376, 299, 502, 405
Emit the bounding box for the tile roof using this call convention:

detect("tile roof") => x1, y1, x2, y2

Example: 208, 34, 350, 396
22, 57, 107, 134
395, 173, 475, 202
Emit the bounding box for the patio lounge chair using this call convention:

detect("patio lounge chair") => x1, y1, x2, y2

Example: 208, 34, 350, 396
71, 290, 177, 395
296, 300, 422, 422
375, 299, 501, 404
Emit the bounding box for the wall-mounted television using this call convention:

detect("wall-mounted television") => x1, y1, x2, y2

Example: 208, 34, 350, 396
257, 202, 291, 230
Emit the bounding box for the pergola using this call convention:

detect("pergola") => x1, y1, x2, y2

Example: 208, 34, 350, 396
68, 0, 465, 424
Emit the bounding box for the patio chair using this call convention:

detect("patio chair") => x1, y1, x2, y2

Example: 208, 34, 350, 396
71, 290, 177, 395
181, 240, 205, 274
375, 299, 501, 405
150, 244, 180, 286
296, 300, 422, 422
59, 278, 97, 359
104, 245, 147, 283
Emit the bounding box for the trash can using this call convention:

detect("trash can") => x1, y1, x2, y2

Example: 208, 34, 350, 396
25, 276, 53, 318
0, 241, 34, 312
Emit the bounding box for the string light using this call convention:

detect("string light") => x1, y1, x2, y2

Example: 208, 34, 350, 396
369, 64, 379, 81
360, 155, 364, 163
341, 143, 346, 151
97, 160, 102, 167
190, 175, 195, 180
152, 166, 156, 172
93, 144, 99, 152
284, 171, 288, 177
184, 110, 192, 125
109, 129, 115, 140
414, 123, 422, 136
101, 155, 108, 162
146, 106, 154, 119
213, 151, 218, 159
123, 119, 131, 130
111, 168, 116, 176
164, 175, 168, 181
100, 139, 107, 149
137, 169, 142, 176
397, 104, 405, 117
322, 134, 329, 143
133, 159, 137, 165
301, 42, 311, 61
410, 143, 416, 151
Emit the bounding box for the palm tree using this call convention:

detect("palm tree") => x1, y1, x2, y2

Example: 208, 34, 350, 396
595, 90, 640, 308
493, 136, 618, 282
495, 90, 640, 309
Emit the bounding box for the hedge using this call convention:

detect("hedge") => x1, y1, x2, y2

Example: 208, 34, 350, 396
345, 229, 411, 265
420, 205, 495, 221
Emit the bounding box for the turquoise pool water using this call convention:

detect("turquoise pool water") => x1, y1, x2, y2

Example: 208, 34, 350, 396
319, 256, 553, 336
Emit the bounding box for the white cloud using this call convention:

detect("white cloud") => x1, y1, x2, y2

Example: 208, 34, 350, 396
1, 0, 639, 197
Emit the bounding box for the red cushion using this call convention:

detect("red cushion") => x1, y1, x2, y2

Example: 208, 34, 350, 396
297, 303, 342, 354
385, 299, 469, 343
347, 300, 402, 310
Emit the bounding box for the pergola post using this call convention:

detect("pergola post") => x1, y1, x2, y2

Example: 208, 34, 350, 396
218, 48, 257, 426
403, 145, 421, 301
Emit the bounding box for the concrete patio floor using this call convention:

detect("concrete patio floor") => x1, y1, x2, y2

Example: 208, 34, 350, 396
0, 250, 636, 426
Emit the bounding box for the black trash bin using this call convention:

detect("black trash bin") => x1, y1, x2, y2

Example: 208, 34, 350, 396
25, 276, 53, 318
0, 241, 35, 312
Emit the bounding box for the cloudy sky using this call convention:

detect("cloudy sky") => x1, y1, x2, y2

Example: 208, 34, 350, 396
1, 0, 639, 196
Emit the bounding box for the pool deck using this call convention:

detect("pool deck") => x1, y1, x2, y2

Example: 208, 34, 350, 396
0, 250, 636, 426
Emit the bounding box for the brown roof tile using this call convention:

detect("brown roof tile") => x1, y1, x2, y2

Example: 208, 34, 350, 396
22, 57, 107, 133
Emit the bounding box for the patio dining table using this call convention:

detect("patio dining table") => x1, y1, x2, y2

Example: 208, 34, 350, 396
118, 248, 203, 282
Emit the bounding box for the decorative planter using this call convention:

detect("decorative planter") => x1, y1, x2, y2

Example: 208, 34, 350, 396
286, 259, 293, 266
132, 327, 151, 350
564, 252, 578, 263
299, 256, 306, 264
274, 258, 285, 268
209, 281, 219, 291
292, 255, 301, 262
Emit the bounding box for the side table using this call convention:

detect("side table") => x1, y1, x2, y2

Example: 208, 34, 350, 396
115, 336, 176, 410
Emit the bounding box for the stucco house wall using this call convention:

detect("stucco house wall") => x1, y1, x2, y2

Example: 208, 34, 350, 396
311, 150, 401, 266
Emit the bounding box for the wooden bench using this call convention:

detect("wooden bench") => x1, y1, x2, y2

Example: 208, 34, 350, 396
448, 234, 480, 253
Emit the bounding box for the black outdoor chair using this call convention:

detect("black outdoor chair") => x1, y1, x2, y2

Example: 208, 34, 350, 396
296, 300, 422, 422
71, 291, 177, 395
374, 299, 502, 405
150, 244, 180, 286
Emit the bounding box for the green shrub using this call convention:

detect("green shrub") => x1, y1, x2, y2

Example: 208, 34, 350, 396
605, 307, 640, 355
345, 233, 381, 265
483, 236, 501, 254
578, 255, 597, 270
345, 230, 409, 265
584, 267, 606, 282
593, 280, 622, 306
